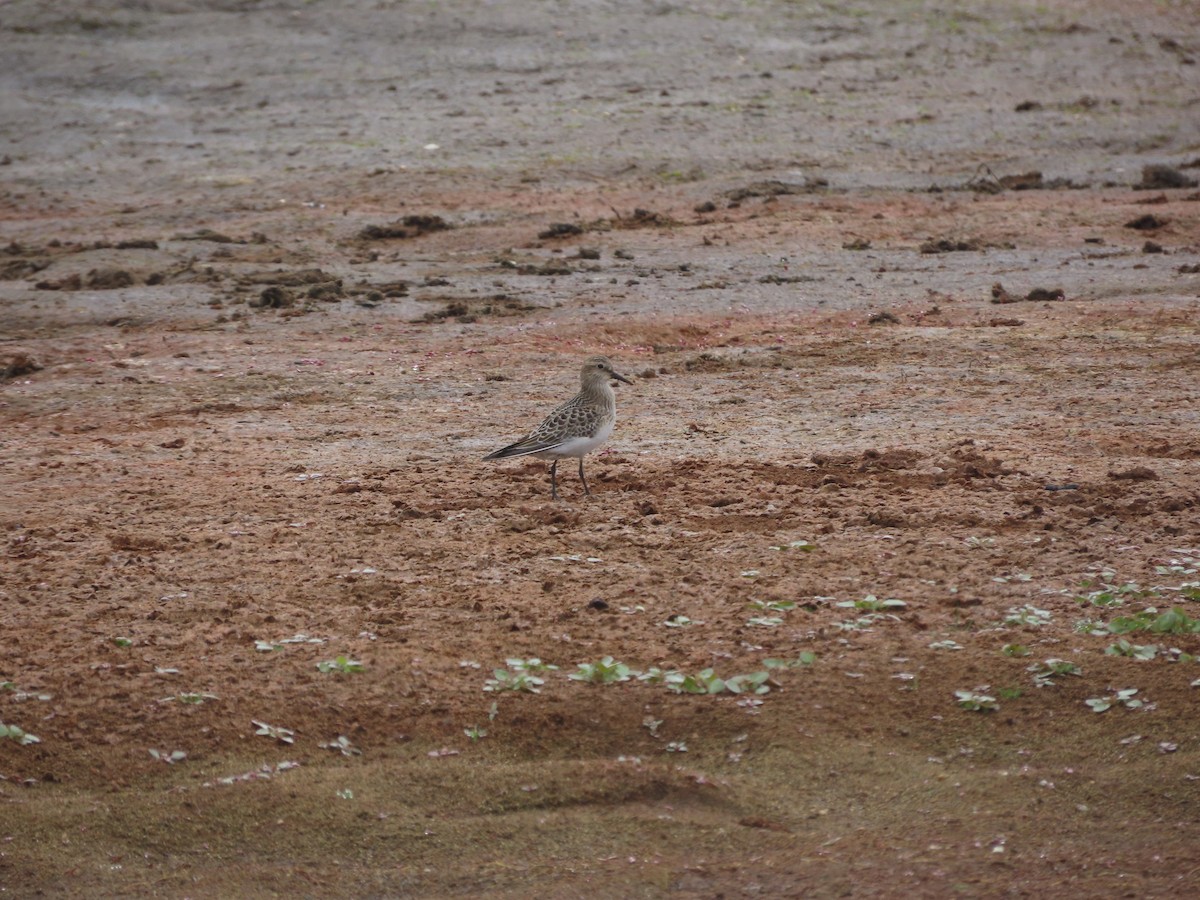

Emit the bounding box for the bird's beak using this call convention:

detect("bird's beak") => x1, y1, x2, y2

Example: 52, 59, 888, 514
612, 371, 633, 385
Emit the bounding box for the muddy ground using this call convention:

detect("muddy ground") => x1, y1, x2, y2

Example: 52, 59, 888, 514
2, 0, 1200, 896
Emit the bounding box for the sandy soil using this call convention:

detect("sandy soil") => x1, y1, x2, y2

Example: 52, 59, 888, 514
3, 0, 1200, 896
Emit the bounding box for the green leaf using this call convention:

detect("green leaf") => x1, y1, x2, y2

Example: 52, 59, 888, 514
954, 690, 998, 712
929, 640, 963, 651
746, 616, 784, 627
762, 651, 816, 668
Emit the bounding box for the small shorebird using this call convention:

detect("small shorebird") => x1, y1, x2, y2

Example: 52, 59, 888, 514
484, 356, 632, 499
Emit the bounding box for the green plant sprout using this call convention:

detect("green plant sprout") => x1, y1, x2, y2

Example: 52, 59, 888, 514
510, 658, 557, 673
0, 722, 40, 745
1, 683, 52, 702
665, 669, 770, 695
746, 616, 784, 627
1105, 639, 1158, 659
484, 658, 558, 693
484, 669, 544, 692
1027, 658, 1081, 688
1155, 550, 1199, 577
569, 657, 633, 683
256, 634, 325, 652
463, 726, 488, 741
929, 640, 963, 651
316, 656, 365, 674
1075, 582, 1144, 607
1001, 644, 1031, 657
663, 615, 699, 628
724, 672, 771, 694
762, 652, 817, 668
993, 573, 1033, 583
836, 613, 899, 631
748, 599, 797, 613
1102, 608, 1200, 636
148, 749, 187, 764
637, 667, 680, 685
955, 690, 998, 712
319, 735, 362, 756
1085, 688, 1143, 712
838, 595, 906, 612
252, 720, 295, 744
1003, 605, 1051, 627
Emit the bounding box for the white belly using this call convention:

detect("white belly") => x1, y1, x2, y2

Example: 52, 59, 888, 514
534, 419, 614, 459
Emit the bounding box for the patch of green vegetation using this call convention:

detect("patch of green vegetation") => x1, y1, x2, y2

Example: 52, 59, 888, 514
1099, 607, 1200, 636
1085, 689, 1143, 713
955, 690, 998, 712
484, 658, 559, 694
0, 722, 40, 745
838, 595, 906, 612
1027, 658, 1081, 688
664, 669, 770, 695
1003, 605, 1051, 627
1104, 639, 1158, 660
316, 656, 365, 674
569, 657, 634, 684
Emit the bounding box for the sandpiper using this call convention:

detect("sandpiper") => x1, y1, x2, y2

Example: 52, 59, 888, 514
484, 356, 632, 499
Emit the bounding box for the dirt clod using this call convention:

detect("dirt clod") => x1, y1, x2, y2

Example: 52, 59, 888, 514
174, 228, 235, 242
1108, 466, 1158, 480
85, 268, 135, 289
358, 214, 451, 240
1025, 286, 1066, 301
538, 223, 583, 239
253, 286, 294, 308
920, 238, 980, 253
1134, 164, 1198, 190
1124, 213, 1166, 230
1, 350, 41, 379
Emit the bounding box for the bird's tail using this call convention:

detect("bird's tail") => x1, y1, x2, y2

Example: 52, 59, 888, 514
483, 440, 544, 460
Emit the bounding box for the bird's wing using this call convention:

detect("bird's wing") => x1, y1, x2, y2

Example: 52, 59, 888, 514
483, 394, 588, 459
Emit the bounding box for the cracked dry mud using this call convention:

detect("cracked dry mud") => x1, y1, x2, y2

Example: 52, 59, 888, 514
2, 1, 1200, 896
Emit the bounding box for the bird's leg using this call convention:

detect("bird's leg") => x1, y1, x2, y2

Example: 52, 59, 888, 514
550, 459, 559, 500
579, 457, 590, 496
